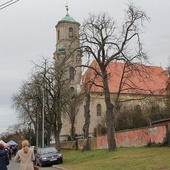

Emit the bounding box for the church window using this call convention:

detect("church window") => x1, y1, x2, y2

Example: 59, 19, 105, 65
58, 30, 60, 40
135, 105, 141, 110
84, 105, 86, 117
69, 27, 73, 38
97, 104, 101, 116
70, 87, 74, 93
69, 67, 75, 80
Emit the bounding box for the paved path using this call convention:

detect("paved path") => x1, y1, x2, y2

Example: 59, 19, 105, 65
8, 158, 65, 170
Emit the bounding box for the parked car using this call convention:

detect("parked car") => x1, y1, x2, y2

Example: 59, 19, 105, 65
35, 146, 63, 167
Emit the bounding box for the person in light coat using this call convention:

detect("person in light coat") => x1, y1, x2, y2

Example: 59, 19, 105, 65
14, 140, 35, 170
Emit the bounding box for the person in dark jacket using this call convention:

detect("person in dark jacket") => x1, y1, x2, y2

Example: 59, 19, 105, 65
0, 143, 9, 170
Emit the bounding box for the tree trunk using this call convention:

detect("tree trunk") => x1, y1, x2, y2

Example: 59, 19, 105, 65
103, 72, 116, 151
70, 105, 76, 140
106, 100, 116, 151
82, 93, 91, 151
54, 126, 62, 149
46, 130, 51, 146
70, 119, 75, 140
54, 116, 62, 149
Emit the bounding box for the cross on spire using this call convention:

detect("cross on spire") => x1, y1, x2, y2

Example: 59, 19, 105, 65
65, 3, 68, 14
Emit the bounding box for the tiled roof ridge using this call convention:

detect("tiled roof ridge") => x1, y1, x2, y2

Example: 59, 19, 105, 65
81, 60, 169, 95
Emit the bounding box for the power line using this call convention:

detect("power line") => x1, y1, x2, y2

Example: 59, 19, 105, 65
0, 0, 19, 10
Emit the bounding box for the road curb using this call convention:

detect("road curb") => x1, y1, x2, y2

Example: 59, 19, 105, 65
52, 165, 69, 170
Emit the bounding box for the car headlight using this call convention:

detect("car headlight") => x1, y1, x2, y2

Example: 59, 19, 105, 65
58, 154, 62, 157
42, 157, 47, 160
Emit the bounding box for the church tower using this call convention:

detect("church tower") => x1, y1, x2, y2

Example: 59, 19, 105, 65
53, 5, 82, 93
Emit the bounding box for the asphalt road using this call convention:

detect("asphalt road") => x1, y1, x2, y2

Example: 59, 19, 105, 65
8, 159, 63, 170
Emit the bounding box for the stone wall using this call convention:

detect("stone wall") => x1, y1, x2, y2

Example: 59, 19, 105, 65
60, 138, 97, 150
58, 125, 167, 150
97, 125, 167, 149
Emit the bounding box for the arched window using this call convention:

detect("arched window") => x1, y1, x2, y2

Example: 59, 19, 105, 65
135, 105, 141, 110
155, 105, 160, 114
84, 105, 86, 117
58, 30, 60, 40
69, 27, 73, 38
134, 105, 142, 115
70, 87, 74, 93
69, 67, 75, 80
97, 104, 101, 116
150, 105, 160, 120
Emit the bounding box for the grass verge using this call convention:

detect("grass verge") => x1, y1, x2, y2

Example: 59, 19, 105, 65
56, 147, 170, 170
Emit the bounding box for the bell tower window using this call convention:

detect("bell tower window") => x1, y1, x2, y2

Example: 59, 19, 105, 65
58, 30, 60, 40
69, 66, 75, 80
70, 87, 74, 92
97, 104, 101, 116
69, 27, 73, 38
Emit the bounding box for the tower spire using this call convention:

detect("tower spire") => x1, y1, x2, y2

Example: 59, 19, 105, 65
65, 3, 68, 14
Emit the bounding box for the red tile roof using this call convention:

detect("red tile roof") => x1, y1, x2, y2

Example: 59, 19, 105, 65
82, 60, 168, 95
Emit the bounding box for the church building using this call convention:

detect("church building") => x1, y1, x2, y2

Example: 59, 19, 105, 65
53, 7, 169, 140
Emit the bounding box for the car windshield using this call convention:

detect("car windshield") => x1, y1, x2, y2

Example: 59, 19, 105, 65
40, 147, 57, 155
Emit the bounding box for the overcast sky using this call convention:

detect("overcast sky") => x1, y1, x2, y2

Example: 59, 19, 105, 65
0, 0, 170, 134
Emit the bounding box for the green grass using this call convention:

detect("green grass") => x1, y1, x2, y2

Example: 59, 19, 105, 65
56, 147, 170, 170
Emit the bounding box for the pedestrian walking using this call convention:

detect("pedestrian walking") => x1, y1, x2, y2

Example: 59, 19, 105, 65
14, 140, 35, 170
0, 143, 10, 170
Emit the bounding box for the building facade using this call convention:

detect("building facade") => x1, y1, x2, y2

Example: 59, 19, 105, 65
53, 10, 169, 140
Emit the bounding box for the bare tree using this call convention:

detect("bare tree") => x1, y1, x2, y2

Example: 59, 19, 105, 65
12, 74, 54, 146
12, 82, 37, 127
79, 3, 149, 151
30, 57, 72, 149
63, 92, 83, 140
12, 57, 72, 149
81, 76, 97, 151
82, 91, 91, 151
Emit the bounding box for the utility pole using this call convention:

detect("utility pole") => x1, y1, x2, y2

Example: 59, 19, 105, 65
36, 114, 39, 148
42, 87, 45, 147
